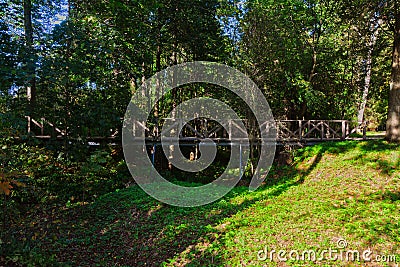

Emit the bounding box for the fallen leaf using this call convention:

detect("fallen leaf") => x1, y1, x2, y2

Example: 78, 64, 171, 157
0, 181, 13, 195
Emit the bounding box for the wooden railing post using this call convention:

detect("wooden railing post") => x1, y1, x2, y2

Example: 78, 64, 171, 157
326, 121, 330, 138
178, 119, 183, 138
341, 121, 346, 139
27, 116, 31, 134
363, 121, 367, 140
204, 118, 207, 138
321, 120, 324, 140
298, 120, 302, 140
41, 117, 44, 136
228, 120, 232, 138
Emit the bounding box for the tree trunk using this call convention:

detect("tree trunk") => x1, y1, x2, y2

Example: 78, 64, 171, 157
154, 16, 162, 136
168, 47, 178, 171
358, 17, 382, 126
23, 0, 36, 115
357, 47, 373, 125
386, 11, 400, 142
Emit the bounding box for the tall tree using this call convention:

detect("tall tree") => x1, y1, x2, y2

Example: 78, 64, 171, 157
386, 6, 400, 141
357, 16, 383, 125
0, 4, 16, 99
340, 0, 400, 140
23, 0, 36, 115
240, 0, 352, 120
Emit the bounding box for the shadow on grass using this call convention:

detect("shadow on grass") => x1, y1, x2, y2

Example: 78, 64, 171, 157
294, 140, 399, 176
182, 141, 361, 266
2, 140, 398, 266
0, 141, 344, 266
188, 140, 400, 266
2, 161, 308, 266
348, 140, 400, 175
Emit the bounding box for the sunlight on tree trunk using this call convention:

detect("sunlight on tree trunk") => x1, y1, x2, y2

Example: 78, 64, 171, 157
386, 11, 400, 142
358, 18, 382, 126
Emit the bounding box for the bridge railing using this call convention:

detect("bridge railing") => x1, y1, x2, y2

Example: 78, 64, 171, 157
24, 116, 369, 142
277, 120, 346, 141
128, 118, 255, 141
127, 118, 367, 142
26, 116, 66, 139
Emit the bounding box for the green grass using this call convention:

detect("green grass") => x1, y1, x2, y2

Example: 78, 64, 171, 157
347, 131, 386, 138
1, 140, 399, 266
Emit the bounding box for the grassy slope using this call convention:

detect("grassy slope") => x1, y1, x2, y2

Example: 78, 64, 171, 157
2, 140, 399, 266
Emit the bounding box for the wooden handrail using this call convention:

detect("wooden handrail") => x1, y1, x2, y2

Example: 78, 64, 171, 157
24, 117, 372, 142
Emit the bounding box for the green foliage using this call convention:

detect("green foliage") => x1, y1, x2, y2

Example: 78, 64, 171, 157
1, 0, 399, 265
238, 0, 393, 122
0, 137, 131, 215
0, 0, 395, 132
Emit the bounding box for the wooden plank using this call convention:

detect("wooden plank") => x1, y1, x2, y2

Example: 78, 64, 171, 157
31, 118, 43, 129
322, 121, 341, 138
231, 120, 248, 135
184, 123, 204, 138
160, 119, 181, 135
302, 121, 322, 138
135, 121, 150, 135
41, 118, 65, 135
277, 121, 297, 139
207, 122, 227, 138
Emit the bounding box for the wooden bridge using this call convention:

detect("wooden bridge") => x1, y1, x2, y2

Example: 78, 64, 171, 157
25, 116, 370, 144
